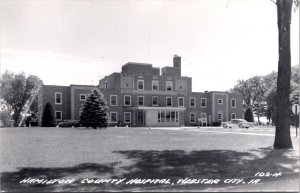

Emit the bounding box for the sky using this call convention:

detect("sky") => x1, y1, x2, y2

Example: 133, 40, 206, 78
0, 0, 299, 92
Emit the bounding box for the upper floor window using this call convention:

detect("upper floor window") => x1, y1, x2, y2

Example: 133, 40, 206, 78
166, 81, 173, 91
124, 95, 131, 106
190, 97, 196, 108
80, 94, 86, 101
201, 98, 207, 108
152, 80, 159, 91
166, 97, 172, 107
55, 92, 62, 105
110, 95, 117, 106
152, 96, 158, 106
138, 96, 144, 106
178, 97, 184, 107
218, 98, 223, 105
105, 81, 108, 89
231, 98, 236, 108
137, 80, 144, 90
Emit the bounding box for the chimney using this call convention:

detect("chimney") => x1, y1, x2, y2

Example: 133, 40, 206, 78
173, 54, 181, 68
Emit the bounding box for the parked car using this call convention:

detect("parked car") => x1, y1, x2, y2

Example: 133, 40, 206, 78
221, 119, 250, 128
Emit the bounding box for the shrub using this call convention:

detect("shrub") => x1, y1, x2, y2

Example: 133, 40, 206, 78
58, 120, 80, 127
41, 102, 56, 127
212, 121, 221, 126
244, 107, 254, 122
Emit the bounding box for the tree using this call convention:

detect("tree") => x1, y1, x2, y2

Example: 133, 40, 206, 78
273, 0, 294, 149
41, 102, 56, 127
0, 71, 42, 126
244, 107, 254, 123
79, 89, 108, 129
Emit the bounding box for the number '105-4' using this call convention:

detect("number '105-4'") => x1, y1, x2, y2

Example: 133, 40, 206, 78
254, 172, 282, 177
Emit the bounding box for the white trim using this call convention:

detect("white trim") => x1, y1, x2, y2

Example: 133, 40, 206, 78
231, 98, 237, 108
190, 112, 196, 123
124, 95, 131, 106
137, 96, 144, 106
231, 113, 236, 120
137, 79, 144, 90
80, 94, 86, 101
110, 95, 118, 106
152, 96, 158, 106
166, 81, 173, 91
201, 98, 207, 108
124, 112, 131, 123
189, 97, 196, 108
55, 111, 62, 121
110, 112, 118, 123
218, 98, 223, 105
55, 92, 62, 105
152, 80, 159, 91
166, 96, 172, 107
178, 97, 184, 107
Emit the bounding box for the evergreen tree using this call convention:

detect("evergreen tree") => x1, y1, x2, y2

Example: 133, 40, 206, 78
79, 89, 108, 129
41, 102, 56, 127
244, 107, 254, 123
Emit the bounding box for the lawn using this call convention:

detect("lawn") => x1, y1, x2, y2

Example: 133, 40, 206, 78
0, 126, 299, 192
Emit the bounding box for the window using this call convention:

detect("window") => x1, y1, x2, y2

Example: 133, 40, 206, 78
79, 110, 83, 117
55, 92, 62, 104
152, 96, 158, 106
231, 113, 236, 119
166, 81, 173, 91
201, 98, 207, 108
190, 113, 196, 123
137, 80, 144, 90
124, 112, 131, 123
218, 99, 223, 104
152, 80, 159, 91
201, 113, 207, 118
110, 112, 117, 123
158, 111, 179, 123
178, 97, 184, 107
231, 98, 236, 108
138, 96, 144, 106
105, 81, 108, 89
124, 95, 131, 106
218, 113, 223, 121
166, 97, 172, 107
190, 97, 196, 108
55, 111, 62, 121
80, 94, 86, 101
110, 95, 117, 106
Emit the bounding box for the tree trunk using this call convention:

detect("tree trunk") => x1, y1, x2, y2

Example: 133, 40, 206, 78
274, 0, 293, 149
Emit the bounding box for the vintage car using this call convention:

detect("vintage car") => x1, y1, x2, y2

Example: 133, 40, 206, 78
221, 119, 250, 128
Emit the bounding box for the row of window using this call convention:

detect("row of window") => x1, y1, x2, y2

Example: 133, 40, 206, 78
189, 112, 236, 123
105, 79, 176, 91
110, 95, 237, 108
110, 112, 131, 123
54, 92, 88, 104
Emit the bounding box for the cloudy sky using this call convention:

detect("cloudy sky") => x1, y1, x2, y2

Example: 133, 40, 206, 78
0, 0, 299, 92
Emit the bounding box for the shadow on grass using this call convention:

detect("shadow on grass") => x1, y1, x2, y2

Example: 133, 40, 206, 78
1, 147, 298, 192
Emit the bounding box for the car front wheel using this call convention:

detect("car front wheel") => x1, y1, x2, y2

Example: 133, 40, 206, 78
223, 124, 228, 128
239, 124, 244, 128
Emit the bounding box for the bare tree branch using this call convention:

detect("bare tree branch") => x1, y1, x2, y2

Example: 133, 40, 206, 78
270, 0, 277, 5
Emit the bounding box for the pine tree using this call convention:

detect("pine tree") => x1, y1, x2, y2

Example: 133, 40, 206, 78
79, 89, 108, 129
244, 107, 254, 123
41, 102, 56, 127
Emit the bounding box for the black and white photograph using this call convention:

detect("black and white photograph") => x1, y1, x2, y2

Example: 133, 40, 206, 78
0, 0, 299, 192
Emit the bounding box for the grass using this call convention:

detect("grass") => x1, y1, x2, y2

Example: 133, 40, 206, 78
0, 126, 299, 192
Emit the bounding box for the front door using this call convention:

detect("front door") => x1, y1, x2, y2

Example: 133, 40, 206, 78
136, 111, 145, 126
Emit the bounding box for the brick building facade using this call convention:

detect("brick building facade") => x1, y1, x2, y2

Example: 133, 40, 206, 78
38, 56, 243, 127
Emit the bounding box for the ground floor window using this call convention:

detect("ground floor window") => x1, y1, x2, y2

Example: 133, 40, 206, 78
124, 112, 131, 123
158, 111, 178, 123
231, 113, 236, 119
55, 111, 62, 121
110, 112, 117, 123
190, 113, 196, 123
217, 112, 223, 121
